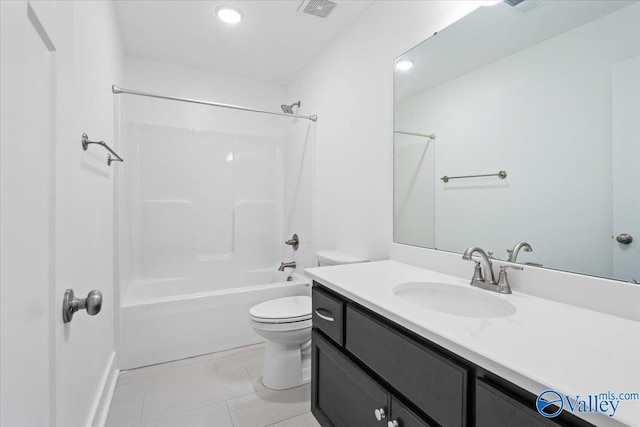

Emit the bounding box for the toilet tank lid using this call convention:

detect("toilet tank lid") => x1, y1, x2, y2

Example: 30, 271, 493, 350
316, 250, 368, 265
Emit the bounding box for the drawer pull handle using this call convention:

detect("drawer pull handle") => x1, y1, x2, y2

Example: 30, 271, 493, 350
374, 408, 386, 421
315, 309, 335, 322
387, 421, 400, 427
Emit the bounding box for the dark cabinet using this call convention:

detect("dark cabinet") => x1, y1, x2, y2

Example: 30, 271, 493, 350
346, 305, 467, 427
312, 329, 431, 427
476, 379, 559, 427
311, 283, 593, 427
389, 397, 433, 427
312, 330, 388, 427
312, 286, 345, 346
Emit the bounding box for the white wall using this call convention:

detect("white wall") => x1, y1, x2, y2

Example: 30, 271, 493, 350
23, 1, 124, 426
395, 3, 640, 278
285, 1, 481, 266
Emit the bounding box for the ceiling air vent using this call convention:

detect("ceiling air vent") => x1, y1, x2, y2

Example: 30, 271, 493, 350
300, 0, 337, 19
505, 0, 540, 14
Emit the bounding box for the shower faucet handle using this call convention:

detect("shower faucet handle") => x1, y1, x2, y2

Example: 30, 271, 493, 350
285, 234, 299, 251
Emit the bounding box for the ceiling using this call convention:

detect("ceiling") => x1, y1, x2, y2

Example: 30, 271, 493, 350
113, 0, 373, 86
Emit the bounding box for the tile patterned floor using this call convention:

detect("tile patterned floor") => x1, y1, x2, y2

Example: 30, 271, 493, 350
106, 344, 320, 427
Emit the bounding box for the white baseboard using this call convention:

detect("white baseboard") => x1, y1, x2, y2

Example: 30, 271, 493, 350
88, 351, 119, 427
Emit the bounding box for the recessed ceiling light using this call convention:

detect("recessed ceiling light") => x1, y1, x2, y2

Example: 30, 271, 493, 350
395, 60, 413, 72
216, 6, 243, 24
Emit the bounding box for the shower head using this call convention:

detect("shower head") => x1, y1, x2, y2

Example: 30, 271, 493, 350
281, 101, 301, 114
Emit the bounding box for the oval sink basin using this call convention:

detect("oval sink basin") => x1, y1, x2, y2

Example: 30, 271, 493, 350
393, 282, 516, 318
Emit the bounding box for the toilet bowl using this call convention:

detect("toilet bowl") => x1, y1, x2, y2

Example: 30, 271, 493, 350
249, 251, 367, 390
249, 296, 312, 390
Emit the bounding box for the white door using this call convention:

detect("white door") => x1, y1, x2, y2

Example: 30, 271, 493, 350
612, 56, 640, 283
0, 2, 56, 426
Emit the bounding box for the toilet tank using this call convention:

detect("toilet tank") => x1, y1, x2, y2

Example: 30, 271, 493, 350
316, 250, 368, 266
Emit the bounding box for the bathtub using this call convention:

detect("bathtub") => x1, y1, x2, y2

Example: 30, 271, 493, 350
119, 270, 311, 369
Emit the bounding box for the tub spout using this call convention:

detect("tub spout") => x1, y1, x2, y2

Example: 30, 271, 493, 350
278, 261, 296, 271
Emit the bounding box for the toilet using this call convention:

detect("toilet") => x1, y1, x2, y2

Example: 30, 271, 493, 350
249, 250, 367, 390
316, 250, 369, 267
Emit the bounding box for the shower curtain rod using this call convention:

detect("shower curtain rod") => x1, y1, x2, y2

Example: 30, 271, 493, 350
394, 130, 436, 139
112, 85, 318, 122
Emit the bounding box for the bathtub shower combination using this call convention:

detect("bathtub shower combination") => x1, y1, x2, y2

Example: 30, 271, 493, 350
115, 87, 315, 370
120, 272, 310, 369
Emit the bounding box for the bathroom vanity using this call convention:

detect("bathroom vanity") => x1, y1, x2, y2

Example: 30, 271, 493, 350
306, 261, 640, 427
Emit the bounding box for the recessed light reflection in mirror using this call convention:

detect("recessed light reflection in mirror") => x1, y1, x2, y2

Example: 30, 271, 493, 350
395, 60, 413, 72
216, 6, 243, 24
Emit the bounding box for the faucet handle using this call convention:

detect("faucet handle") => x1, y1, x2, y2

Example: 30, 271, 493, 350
506, 249, 514, 261
496, 264, 522, 294
470, 260, 484, 285
284, 234, 299, 250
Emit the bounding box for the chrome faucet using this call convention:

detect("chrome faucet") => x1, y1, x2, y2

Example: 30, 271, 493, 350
463, 246, 523, 294
278, 261, 296, 271
507, 241, 532, 262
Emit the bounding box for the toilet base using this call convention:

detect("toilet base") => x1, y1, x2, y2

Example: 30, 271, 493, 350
262, 340, 311, 390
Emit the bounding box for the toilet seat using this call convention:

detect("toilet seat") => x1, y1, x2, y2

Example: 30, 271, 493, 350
250, 318, 312, 332
249, 296, 311, 324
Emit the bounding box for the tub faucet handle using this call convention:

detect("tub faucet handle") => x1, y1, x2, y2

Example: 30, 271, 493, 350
285, 234, 299, 250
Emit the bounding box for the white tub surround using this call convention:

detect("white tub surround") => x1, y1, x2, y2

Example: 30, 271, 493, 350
120, 272, 310, 369
305, 261, 640, 427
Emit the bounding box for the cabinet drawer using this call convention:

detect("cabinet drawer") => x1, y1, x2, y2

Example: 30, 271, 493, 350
476, 379, 559, 427
312, 330, 388, 427
312, 285, 344, 346
390, 397, 433, 427
346, 305, 468, 427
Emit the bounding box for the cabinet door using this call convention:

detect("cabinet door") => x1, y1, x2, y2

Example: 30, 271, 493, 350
312, 330, 389, 427
389, 397, 433, 427
476, 379, 559, 427
346, 306, 468, 427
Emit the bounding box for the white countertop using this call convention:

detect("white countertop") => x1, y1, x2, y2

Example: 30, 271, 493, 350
305, 260, 640, 427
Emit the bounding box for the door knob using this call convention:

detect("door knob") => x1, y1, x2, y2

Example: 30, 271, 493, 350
616, 233, 633, 244
388, 421, 400, 427
62, 289, 103, 323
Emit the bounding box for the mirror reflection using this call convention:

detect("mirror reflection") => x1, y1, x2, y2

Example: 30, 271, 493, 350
393, 0, 640, 283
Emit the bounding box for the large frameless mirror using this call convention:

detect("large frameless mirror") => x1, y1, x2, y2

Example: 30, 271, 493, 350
393, 0, 640, 283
